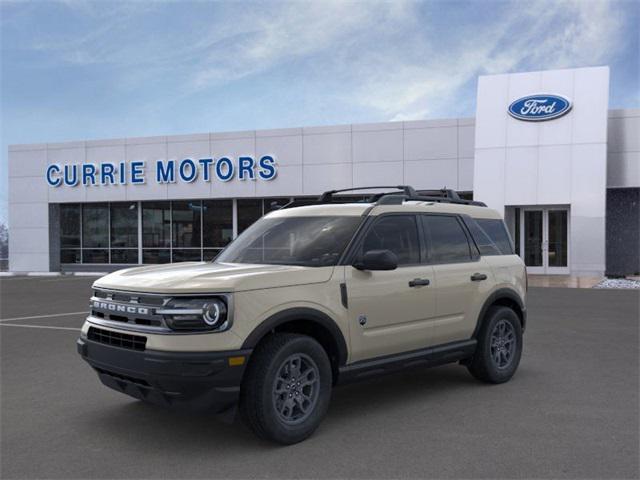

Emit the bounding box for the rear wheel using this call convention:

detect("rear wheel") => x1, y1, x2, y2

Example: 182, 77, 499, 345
240, 333, 332, 444
467, 306, 522, 384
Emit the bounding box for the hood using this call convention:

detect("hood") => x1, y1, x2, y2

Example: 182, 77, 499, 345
93, 262, 335, 294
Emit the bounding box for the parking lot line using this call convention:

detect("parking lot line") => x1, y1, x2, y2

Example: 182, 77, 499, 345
0, 323, 80, 331
0, 311, 87, 323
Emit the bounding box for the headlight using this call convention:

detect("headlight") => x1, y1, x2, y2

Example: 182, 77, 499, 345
158, 297, 230, 332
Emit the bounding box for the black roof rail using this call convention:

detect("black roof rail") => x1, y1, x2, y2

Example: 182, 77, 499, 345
318, 185, 417, 203
281, 185, 486, 209
376, 193, 487, 207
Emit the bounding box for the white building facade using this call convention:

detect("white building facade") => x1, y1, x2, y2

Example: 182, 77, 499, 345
8, 66, 640, 276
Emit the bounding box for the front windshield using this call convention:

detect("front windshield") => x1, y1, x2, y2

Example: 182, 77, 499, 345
216, 216, 362, 267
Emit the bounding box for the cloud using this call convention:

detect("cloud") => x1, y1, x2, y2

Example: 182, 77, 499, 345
3, 0, 632, 121
351, 0, 626, 121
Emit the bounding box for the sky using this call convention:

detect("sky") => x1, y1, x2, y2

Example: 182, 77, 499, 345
1, 0, 638, 225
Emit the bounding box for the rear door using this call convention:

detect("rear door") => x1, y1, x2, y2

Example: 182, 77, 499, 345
421, 214, 493, 345
345, 214, 436, 362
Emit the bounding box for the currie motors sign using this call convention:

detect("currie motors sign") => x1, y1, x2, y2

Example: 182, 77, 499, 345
508, 94, 572, 121
46, 155, 277, 187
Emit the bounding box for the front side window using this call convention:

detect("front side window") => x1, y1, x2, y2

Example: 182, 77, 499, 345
360, 215, 420, 266
216, 216, 361, 267
423, 215, 472, 263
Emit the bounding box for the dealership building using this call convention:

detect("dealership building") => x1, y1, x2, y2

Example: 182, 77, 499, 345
7, 66, 640, 276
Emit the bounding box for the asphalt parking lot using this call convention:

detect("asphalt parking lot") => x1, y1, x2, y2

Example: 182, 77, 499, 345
1, 276, 638, 479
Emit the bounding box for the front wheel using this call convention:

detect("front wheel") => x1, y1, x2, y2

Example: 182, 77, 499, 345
467, 306, 523, 384
240, 333, 332, 444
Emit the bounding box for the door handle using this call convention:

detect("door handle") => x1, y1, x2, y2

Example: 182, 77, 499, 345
470, 273, 488, 282
409, 278, 430, 287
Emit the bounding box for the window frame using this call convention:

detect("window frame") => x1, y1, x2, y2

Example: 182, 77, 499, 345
343, 213, 425, 268
419, 213, 480, 265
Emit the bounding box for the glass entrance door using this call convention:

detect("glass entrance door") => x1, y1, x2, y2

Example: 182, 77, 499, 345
518, 208, 569, 274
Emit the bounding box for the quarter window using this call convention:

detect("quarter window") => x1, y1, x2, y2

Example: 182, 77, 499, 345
476, 218, 514, 255
361, 215, 420, 266
423, 215, 472, 263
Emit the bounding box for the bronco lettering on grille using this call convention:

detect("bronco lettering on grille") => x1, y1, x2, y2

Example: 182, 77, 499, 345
92, 300, 149, 315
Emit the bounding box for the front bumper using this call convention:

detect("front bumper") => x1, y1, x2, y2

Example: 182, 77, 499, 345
77, 336, 252, 412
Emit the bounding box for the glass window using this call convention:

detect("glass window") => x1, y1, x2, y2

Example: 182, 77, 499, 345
547, 210, 568, 267
82, 204, 109, 248
217, 216, 361, 267
60, 249, 81, 264
476, 218, 514, 255
172, 249, 203, 262
143, 249, 170, 264
203, 200, 233, 248
203, 249, 223, 261
465, 219, 500, 256
60, 204, 81, 248
524, 211, 543, 267
110, 203, 138, 248
142, 202, 171, 248
292, 197, 317, 207
514, 209, 521, 255
83, 249, 109, 264
111, 249, 138, 264
264, 197, 291, 212
360, 215, 420, 265
172, 201, 202, 248
423, 215, 472, 263
237, 199, 263, 234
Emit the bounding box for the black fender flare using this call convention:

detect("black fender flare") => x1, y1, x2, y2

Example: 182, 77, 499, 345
241, 307, 349, 366
472, 288, 527, 338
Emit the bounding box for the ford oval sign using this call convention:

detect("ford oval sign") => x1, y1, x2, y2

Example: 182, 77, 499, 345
508, 94, 572, 121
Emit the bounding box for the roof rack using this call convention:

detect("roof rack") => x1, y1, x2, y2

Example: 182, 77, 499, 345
318, 185, 417, 203
378, 188, 487, 207
281, 185, 486, 209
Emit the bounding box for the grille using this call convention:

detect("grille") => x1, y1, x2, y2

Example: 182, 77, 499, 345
88, 326, 147, 351
90, 288, 169, 331
94, 289, 165, 306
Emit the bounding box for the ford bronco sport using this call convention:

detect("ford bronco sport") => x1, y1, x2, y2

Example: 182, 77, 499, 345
77, 186, 526, 444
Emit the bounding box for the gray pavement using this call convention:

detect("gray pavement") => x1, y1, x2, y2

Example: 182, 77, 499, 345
1, 277, 638, 479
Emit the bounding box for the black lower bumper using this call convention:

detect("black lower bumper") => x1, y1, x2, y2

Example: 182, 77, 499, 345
77, 337, 251, 412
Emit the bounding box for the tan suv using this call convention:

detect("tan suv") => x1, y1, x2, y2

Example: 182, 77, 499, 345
77, 186, 527, 444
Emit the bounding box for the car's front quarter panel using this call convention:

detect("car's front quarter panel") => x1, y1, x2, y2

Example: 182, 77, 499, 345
231, 270, 348, 354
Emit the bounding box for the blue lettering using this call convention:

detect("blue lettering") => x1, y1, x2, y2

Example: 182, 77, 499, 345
100, 163, 116, 185
64, 164, 78, 186
238, 156, 255, 180
179, 158, 197, 182
46, 164, 61, 187
215, 157, 234, 182
82, 164, 97, 186
119, 161, 127, 184
156, 160, 175, 183
258, 155, 277, 180
130, 161, 145, 184
198, 158, 213, 182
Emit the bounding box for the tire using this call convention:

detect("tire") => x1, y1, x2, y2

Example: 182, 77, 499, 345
240, 333, 332, 445
467, 306, 523, 384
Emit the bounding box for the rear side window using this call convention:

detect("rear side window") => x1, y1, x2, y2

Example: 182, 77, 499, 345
361, 215, 420, 265
422, 215, 472, 263
476, 218, 514, 255
465, 219, 501, 256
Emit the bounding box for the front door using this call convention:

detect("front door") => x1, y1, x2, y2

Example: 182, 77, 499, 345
518, 207, 569, 274
344, 214, 436, 362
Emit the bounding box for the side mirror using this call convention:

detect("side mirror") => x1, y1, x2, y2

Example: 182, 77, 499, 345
353, 249, 398, 271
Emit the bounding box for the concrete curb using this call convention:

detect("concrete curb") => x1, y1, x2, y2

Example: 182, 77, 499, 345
0, 272, 108, 277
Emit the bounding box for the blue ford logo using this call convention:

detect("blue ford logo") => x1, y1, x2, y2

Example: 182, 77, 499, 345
508, 94, 572, 121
